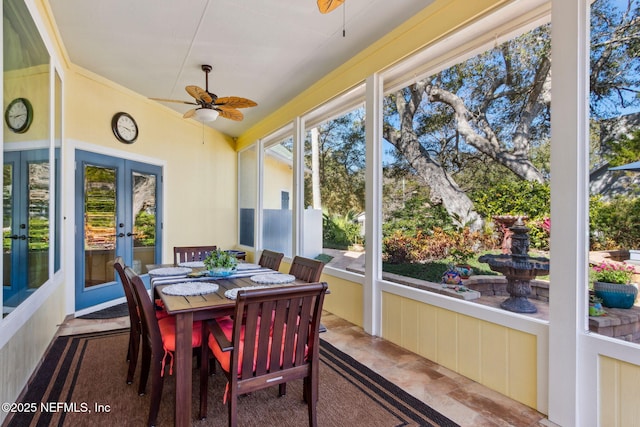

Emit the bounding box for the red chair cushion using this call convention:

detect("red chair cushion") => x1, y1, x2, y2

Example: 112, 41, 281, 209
158, 317, 203, 375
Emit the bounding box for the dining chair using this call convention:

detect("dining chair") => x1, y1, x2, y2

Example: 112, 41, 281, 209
203, 282, 328, 427
113, 257, 141, 385
173, 245, 217, 265
124, 267, 206, 427
288, 256, 325, 283
258, 249, 284, 271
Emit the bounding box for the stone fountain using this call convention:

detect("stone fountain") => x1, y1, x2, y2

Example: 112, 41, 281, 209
479, 217, 549, 313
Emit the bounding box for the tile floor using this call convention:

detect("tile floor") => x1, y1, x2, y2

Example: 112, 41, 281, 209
58, 311, 551, 427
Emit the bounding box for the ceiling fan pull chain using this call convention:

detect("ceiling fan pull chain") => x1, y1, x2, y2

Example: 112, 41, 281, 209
342, 1, 346, 37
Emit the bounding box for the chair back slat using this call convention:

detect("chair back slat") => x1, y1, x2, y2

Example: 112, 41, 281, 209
288, 256, 324, 282
232, 283, 327, 383
114, 257, 140, 330
258, 249, 284, 271
173, 245, 217, 264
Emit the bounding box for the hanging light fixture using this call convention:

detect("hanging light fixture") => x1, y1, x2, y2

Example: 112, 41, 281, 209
194, 108, 219, 122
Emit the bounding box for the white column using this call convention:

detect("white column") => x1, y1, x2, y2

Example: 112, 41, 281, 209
364, 73, 383, 335
292, 117, 305, 257
549, 0, 590, 425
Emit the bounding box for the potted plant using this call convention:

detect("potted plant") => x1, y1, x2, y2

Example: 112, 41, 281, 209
450, 248, 474, 279
591, 261, 638, 309
204, 249, 238, 277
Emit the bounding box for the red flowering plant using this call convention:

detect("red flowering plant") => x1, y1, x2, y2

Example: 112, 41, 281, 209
591, 262, 635, 285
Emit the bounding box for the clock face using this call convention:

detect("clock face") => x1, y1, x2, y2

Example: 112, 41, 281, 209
5, 98, 33, 134
112, 112, 138, 143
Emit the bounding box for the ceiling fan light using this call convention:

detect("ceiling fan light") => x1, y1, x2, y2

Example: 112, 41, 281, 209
194, 108, 219, 122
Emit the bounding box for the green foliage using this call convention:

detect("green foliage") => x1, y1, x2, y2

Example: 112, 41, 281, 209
382, 227, 494, 264
605, 129, 640, 167
590, 194, 640, 250
204, 249, 238, 270
591, 261, 635, 284
322, 211, 363, 250
469, 180, 550, 219
381, 190, 454, 238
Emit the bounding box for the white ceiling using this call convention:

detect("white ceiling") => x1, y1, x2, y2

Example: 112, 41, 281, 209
48, 0, 432, 137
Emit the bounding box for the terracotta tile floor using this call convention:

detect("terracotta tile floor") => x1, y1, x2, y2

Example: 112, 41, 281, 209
59, 311, 550, 427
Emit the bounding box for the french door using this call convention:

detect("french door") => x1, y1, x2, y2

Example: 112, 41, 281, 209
3, 149, 50, 308
75, 150, 162, 310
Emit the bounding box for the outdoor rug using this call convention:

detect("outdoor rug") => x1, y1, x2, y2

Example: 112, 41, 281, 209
78, 303, 128, 319
7, 330, 459, 427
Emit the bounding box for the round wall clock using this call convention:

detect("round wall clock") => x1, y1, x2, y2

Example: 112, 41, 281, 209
111, 112, 138, 143
5, 97, 33, 134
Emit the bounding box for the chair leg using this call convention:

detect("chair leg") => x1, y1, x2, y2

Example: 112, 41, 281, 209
138, 340, 152, 395
278, 383, 287, 397
306, 376, 318, 427
126, 329, 139, 385
199, 340, 209, 419
229, 383, 238, 427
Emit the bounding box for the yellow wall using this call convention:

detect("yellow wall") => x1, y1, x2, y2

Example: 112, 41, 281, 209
263, 154, 292, 210
3, 65, 50, 144
65, 67, 240, 257
381, 291, 538, 409
600, 356, 640, 426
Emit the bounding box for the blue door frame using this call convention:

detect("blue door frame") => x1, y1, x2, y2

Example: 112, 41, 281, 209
74, 150, 162, 310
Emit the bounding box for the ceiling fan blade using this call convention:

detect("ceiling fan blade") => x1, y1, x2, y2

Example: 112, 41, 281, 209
183, 108, 197, 119
217, 108, 244, 121
214, 96, 258, 109
150, 97, 199, 106
185, 85, 213, 104
317, 0, 344, 14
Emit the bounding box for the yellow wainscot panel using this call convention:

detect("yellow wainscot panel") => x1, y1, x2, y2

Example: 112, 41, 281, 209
417, 302, 438, 361
480, 321, 509, 394
599, 356, 618, 426
323, 275, 363, 327
435, 307, 459, 371
382, 292, 404, 345
401, 298, 420, 354
600, 356, 640, 427
457, 314, 482, 382
506, 329, 537, 408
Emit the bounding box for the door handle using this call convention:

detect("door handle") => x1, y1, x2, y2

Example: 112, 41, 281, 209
114, 232, 125, 238
126, 232, 137, 237
9, 234, 27, 240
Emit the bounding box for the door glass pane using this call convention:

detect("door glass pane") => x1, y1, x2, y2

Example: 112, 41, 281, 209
3, 164, 13, 290
132, 171, 156, 274
28, 161, 49, 289
84, 165, 116, 288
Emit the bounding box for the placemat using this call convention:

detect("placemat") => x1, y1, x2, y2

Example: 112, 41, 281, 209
250, 273, 296, 284
148, 266, 192, 276
161, 282, 219, 296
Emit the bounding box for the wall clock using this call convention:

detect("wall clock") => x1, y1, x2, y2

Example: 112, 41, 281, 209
5, 97, 33, 134
111, 112, 138, 143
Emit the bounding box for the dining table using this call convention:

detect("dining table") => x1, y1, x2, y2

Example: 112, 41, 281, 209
146, 262, 306, 427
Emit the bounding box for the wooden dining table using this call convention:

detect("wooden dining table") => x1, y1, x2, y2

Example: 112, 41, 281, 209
147, 264, 305, 427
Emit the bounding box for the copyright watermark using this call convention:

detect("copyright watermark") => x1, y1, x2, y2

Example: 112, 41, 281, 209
2, 402, 111, 414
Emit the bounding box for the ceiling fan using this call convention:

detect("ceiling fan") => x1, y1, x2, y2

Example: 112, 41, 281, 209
317, 0, 344, 14
150, 64, 257, 122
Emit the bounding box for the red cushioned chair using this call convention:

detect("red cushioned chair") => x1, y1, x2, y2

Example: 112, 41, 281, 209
124, 267, 206, 427
202, 282, 328, 427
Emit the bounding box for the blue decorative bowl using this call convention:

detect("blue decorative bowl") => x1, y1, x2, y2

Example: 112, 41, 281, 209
208, 267, 236, 277
594, 281, 638, 309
